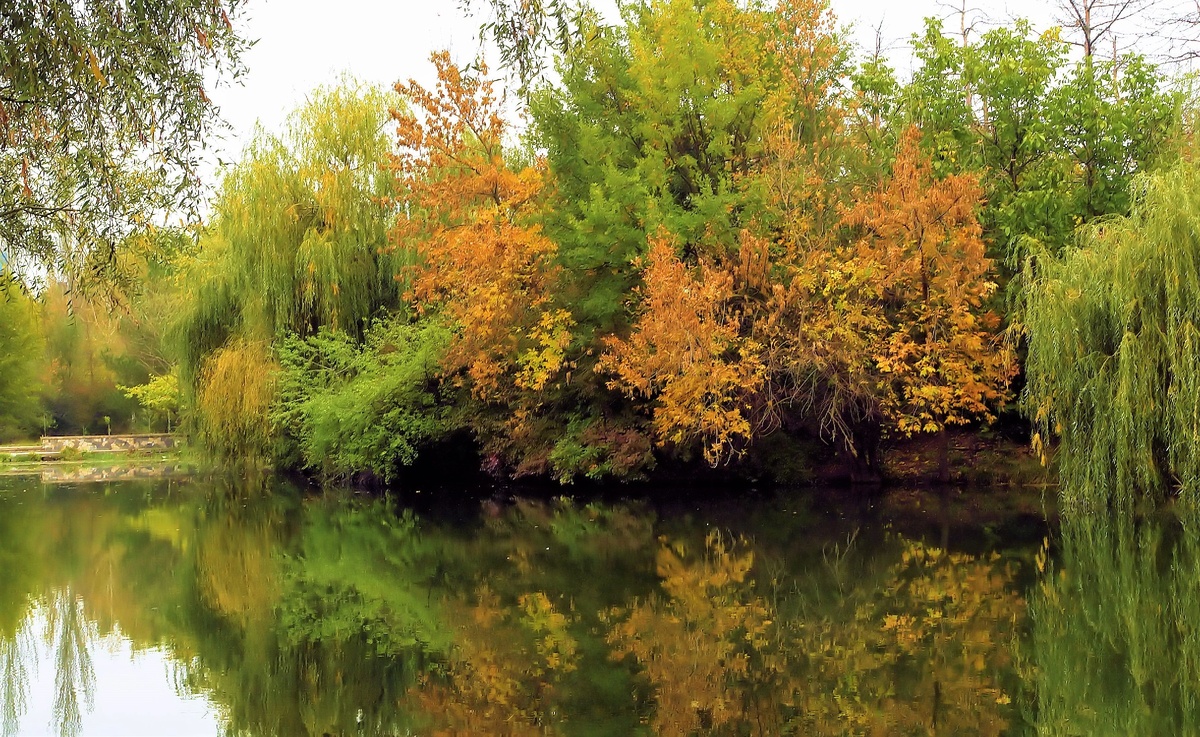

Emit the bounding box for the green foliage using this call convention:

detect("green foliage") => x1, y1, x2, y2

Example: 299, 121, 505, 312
0, 0, 248, 281
1024, 159, 1200, 503
279, 501, 452, 653
901, 20, 1175, 275
0, 279, 43, 442
273, 319, 452, 481
1029, 512, 1200, 734
120, 372, 182, 433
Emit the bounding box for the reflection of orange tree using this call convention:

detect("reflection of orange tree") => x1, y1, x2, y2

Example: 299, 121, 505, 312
798, 541, 1024, 736
604, 532, 780, 737
605, 534, 1024, 736
411, 586, 579, 736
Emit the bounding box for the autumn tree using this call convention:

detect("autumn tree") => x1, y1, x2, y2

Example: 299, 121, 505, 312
390, 52, 576, 476
839, 128, 1014, 474
599, 233, 765, 465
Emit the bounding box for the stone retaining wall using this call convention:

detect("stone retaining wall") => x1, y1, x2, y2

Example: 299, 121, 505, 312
40, 434, 179, 453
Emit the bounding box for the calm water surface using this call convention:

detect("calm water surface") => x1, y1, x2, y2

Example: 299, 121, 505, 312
0, 473, 1192, 736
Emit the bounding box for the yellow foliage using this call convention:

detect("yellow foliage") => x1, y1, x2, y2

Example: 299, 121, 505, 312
599, 233, 766, 466
195, 338, 278, 460
409, 584, 579, 736
604, 532, 778, 737
391, 53, 571, 409
838, 126, 1016, 435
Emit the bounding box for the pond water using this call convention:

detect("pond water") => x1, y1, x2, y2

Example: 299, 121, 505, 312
0, 473, 1193, 736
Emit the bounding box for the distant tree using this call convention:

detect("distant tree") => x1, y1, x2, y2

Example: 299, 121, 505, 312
1055, 0, 1151, 57
0, 278, 43, 441
0, 0, 248, 280
120, 373, 182, 433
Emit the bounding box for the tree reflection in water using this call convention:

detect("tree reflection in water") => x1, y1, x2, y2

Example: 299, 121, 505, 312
0, 622, 31, 737
46, 592, 95, 737
0, 476, 1080, 736
1029, 508, 1200, 735
604, 531, 1024, 736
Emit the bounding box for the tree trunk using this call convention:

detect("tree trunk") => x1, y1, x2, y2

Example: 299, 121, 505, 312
936, 430, 952, 485
841, 421, 883, 485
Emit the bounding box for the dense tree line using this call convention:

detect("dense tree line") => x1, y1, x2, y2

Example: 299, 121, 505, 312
158, 0, 1176, 488
2, 0, 1192, 500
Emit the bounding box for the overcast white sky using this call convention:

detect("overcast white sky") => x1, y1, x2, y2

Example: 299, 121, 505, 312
203, 0, 1061, 165
202, 0, 1196, 179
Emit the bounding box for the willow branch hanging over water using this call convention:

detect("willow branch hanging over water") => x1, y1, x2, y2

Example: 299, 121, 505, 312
1023, 158, 1200, 505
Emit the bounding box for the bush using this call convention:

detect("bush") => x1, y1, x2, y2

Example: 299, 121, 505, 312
273, 318, 452, 481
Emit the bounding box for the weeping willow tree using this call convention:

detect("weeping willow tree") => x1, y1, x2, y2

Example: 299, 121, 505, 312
1024, 160, 1200, 505
175, 80, 405, 459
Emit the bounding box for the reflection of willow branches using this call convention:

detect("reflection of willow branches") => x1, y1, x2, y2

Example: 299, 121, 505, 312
1, 620, 34, 737
1029, 510, 1200, 735
43, 591, 96, 737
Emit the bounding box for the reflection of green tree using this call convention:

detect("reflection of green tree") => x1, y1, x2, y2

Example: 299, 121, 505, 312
0, 489, 41, 639
277, 498, 450, 654
1, 626, 32, 737
1029, 512, 1200, 735
46, 592, 95, 737
0, 488, 39, 737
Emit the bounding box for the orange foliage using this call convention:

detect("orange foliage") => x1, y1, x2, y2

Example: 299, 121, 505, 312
839, 127, 1015, 435
409, 585, 577, 736
600, 128, 1011, 466
604, 532, 779, 737
598, 232, 765, 466
391, 52, 572, 403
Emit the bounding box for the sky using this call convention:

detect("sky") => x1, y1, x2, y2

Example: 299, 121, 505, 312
203, 0, 1066, 169
14, 606, 220, 737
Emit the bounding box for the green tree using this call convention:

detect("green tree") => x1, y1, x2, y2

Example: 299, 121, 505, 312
120, 373, 182, 433
38, 281, 141, 435
0, 1, 248, 280
174, 81, 405, 458
900, 19, 1174, 275
0, 279, 43, 442
1023, 158, 1200, 503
